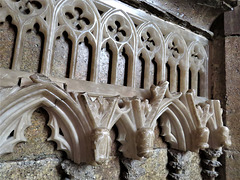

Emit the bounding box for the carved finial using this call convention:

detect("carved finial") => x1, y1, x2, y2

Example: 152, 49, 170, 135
150, 81, 168, 103
185, 90, 213, 151
80, 93, 120, 128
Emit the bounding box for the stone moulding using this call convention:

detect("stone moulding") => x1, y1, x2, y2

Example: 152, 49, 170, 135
0, 0, 209, 97
0, 0, 231, 169
0, 74, 231, 164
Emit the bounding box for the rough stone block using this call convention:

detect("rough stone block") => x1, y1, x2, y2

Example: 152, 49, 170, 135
225, 150, 240, 180
224, 5, 240, 36
0, 157, 62, 180
121, 149, 168, 180
225, 36, 240, 114
183, 151, 202, 180
61, 156, 120, 180
226, 112, 240, 151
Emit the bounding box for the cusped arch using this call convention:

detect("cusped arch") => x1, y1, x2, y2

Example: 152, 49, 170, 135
160, 100, 193, 151
115, 112, 139, 159
0, 82, 92, 164
114, 95, 195, 158
161, 108, 187, 150
159, 93, 213, 152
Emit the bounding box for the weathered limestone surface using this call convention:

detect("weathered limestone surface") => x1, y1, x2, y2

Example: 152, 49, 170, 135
225, 36, 240, 118
0, 108, 64, 161
209, 14, 225, 106
225, 36, 240, 180
208, 6, 240, 179
121, 149, 202, 180
167, 150, 202, 180
0, 17, 16, 69
0, 157, 62, 180
121, 149, 168, 180
61, 157, 120, 180
183, 151, 202, 180
20, 25, 43, 73
0, 0, 237, 180
224, 5, 240, 36
120, 0, 238, 37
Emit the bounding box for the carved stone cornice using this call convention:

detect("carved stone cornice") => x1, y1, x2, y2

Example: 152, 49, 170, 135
0, 74, 231, 165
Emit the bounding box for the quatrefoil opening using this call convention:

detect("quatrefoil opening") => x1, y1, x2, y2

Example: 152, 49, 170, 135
11, 0, 43, 15
167, 37, 185, 60
141, 27, 161, 52
106, 15, 131, 43
63, 3, 94, 31
190, 44, 205, 66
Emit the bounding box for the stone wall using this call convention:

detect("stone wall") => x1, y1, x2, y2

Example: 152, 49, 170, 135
224, 6, 240, 180
0, 108, 202, 179
0, 107, 167, 179
209, 5, 240, 180
0, 0, 239, 180
224, 36, 240, 180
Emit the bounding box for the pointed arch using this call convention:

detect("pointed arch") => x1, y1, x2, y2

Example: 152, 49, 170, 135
137, 22, 165, 87
161, 108, 186, 150
73, 32, 97, 80
114, 93, 197, 157
98, 38, 118, 84
100, 9, 137, 87
118, 43, 134, 86
188, 41, 208, 96
165, 33, 188, 92
0, 83, 92, 164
